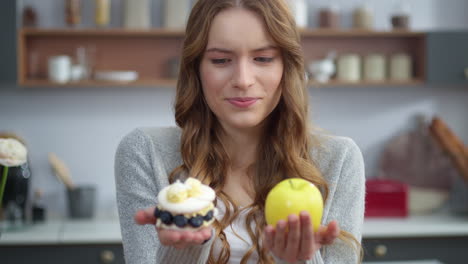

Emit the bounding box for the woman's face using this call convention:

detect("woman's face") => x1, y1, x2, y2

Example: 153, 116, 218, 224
200, 8, 284, 132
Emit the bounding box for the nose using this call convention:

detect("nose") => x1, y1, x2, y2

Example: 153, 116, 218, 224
232, 58, 255, 89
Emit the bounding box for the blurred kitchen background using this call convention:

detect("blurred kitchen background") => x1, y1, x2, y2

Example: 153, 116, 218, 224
0, 0, 467, 263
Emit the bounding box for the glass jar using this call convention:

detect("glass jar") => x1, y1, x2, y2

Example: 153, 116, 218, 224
353, 4, 374, 30
337, 54, 361, 82
95, 0, 110, 28
318, 5, 340, 29
163, 0, 192, 29
123, 0, 151, 29
65, 0, 81, 27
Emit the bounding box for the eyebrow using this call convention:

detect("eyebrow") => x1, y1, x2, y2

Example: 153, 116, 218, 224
205, 45, 278, 54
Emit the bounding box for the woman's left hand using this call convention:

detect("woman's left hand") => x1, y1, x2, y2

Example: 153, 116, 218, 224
263, 211, 340, 263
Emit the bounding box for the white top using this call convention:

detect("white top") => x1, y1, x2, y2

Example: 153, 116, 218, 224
212, 200, 258, 264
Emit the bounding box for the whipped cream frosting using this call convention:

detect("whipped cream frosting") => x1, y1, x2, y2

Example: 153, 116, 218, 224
158, 178, 216, 214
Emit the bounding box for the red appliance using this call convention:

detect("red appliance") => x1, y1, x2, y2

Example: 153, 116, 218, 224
365, 178, 408, 218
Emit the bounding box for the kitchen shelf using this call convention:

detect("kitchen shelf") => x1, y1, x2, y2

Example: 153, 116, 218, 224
309, 79, 425, 88
21, 78, 177, 88
17, 28, 427, 88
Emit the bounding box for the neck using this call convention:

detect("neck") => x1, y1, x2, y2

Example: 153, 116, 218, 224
220, 124, 263, 171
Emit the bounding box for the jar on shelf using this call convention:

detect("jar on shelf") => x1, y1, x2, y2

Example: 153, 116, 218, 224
318, 5, 340, 29
337, 54, 361, 82
65, 0, 81, 27
288, 0, 308, 28
163, 0, 192, 29
390, 53, 412, 81
22, 6, 38, 28
123, 0, 151, 29
95, 0, 110, 28
391, 2, 411, 30
363, 53, 386, 81
353, 4, 374, 30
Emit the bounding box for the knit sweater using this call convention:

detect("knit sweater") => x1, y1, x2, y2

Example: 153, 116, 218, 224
114, 127, 365, 264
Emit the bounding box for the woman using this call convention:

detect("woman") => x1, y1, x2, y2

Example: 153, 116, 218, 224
115, 0, 365, 263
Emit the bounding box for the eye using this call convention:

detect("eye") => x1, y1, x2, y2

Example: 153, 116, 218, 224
211, 58, 231, 65
254, 57, 274, 63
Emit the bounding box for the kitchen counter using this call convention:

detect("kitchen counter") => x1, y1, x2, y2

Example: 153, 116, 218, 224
0, 218, 122, 245
1, 212, 468, 245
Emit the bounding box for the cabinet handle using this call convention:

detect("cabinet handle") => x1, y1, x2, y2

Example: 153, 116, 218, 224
100, 250, 115, 264
374, 244, 388, 258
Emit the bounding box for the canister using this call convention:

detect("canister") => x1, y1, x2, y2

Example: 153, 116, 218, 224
337, 54, 361, 82
363, 53, 386, 81
390, 53, 412, 81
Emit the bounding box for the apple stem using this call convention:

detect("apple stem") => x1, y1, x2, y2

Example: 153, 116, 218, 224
289, 179, 295, 189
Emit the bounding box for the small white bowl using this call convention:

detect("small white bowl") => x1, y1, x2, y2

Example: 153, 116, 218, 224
94, 71, 138, 82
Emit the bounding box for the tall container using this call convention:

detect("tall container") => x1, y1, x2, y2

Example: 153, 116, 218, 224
123, 0, 151, 29
163, 0, 192, 29
95, 0, 110, 27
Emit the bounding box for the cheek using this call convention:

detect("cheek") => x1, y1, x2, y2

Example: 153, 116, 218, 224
263, 63, 284, 96
200, 62, 226, 112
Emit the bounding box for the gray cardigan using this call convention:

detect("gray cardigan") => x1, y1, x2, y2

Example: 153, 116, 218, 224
114, 127, 365, 264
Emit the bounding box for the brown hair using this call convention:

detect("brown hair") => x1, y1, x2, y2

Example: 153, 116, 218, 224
170, 0, 361, 263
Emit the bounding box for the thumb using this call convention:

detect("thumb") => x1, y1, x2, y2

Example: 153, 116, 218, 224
134, 206, 157, 225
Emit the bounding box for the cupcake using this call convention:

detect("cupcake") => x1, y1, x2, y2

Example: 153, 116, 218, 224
154, 177, 217, 230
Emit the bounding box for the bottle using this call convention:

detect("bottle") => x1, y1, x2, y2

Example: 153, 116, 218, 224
65, 0, 81, 27
95, 0, 110, 28
32, 189, 46, 223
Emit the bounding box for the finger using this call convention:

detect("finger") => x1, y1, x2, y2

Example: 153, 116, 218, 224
273, 220, 287, 258
158, 229, 182, 245
200, 227, 213, 240
263, 225, 275, 250
189, 227, 212, 245
321, 221, 340, 245
134, 207, 157, 225
298, 211, 314, 260
284, 214, 301, 263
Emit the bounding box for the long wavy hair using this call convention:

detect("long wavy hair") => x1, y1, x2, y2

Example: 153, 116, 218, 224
170, 0, 361, 263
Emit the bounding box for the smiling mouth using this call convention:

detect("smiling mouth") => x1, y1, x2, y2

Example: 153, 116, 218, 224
226, 97, 259, 108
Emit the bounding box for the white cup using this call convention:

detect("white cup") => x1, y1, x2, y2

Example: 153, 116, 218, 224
48, 55, 71, 83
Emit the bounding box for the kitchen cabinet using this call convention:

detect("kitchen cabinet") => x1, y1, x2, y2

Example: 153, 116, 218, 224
2, 213, 468, 264
1, 244, 124, 264
427, 31, 468, 86
362, 213, 468, 264
363, 237, 468, 263
0, 218, 125, 264
0, 0, 17, 84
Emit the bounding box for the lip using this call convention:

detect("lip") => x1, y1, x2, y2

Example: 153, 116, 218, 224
226, 97, 259, 108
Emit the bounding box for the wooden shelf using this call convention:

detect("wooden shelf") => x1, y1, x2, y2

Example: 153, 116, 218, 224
309, 79, 425, 88
20, 28, 185, 37
19, 79, 177, 87
18, 28, 428, 88
21, 28, 425, 38
19, 78, 424, 88
299, 29, 426, 38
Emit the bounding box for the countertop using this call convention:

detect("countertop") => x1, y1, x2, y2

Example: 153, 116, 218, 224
1, 212, 468, 245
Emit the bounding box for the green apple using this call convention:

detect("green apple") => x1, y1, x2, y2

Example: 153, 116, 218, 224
265, 178, 323, 231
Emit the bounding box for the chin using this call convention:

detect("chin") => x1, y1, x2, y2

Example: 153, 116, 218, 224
225, 116, 265, 130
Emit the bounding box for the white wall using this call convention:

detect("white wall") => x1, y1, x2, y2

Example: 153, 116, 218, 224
2, 0, 468, 217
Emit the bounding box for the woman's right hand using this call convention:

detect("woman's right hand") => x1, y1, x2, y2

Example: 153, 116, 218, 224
134, 206, 213, 249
